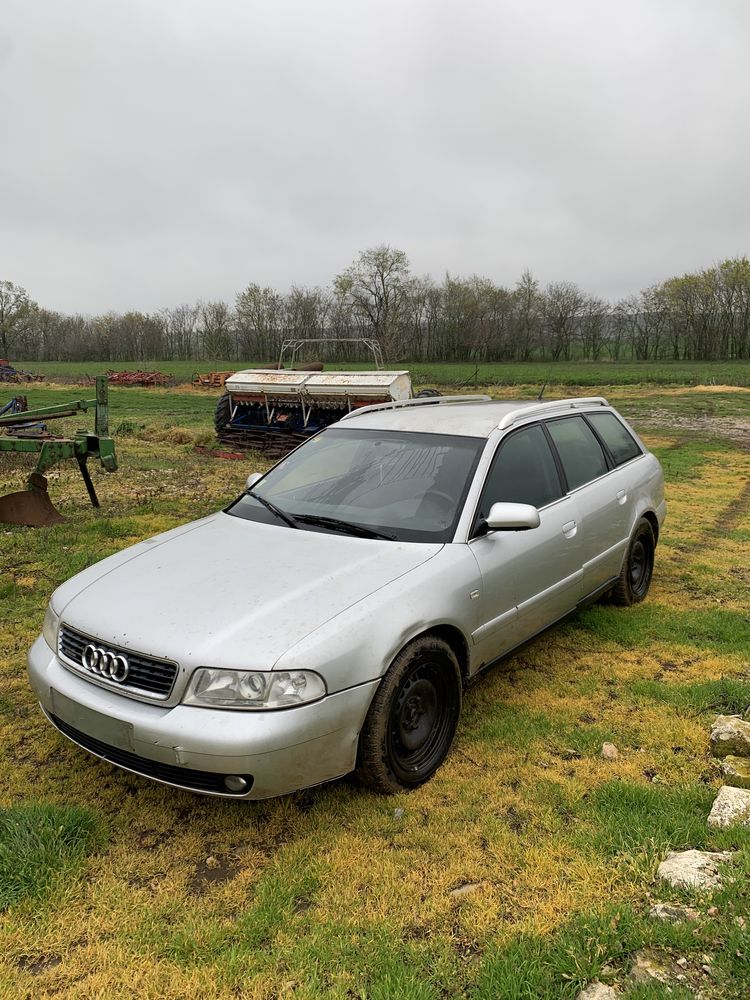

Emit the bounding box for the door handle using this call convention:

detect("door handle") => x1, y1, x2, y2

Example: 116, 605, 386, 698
562, 520, 577, 538
616, 490, 627, 504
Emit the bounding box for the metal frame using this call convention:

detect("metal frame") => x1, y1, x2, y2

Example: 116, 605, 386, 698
0, 376, 117, 519
339, 394, 492, 421
278, 337, 385, 370
496, 397, 608, 430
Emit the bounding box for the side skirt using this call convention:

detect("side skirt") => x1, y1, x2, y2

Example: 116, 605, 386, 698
470, 576, 619, 681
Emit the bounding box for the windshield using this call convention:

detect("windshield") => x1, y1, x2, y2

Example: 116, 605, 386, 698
226, 427, 485, 542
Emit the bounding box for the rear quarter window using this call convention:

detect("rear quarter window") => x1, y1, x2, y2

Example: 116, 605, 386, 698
586, 412, 642, 466
545, 415, 608, 491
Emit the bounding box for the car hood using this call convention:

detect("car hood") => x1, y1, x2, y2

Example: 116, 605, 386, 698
57, 512, 442, 671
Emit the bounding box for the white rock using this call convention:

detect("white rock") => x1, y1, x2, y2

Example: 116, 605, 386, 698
657, 849, 733, 890
600, 743, 619, 760
720, 755, 750, 789
710, 715, 750, 758
629, 949, 671, 984
708, 786, 750, 828
449, 881, 482, 898
577, 982, 618, 1000
649, 901, 700, 923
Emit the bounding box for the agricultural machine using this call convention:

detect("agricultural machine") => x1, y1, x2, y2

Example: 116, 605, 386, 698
0, 376, 117, 527
212, 337, 421, 456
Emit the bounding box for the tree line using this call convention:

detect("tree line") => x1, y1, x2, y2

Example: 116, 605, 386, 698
3, 247, 750, 364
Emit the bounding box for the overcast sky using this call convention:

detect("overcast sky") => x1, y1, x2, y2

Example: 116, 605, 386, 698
1, 0, 749, 313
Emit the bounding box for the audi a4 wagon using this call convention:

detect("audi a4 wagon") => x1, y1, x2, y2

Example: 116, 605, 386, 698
29, 395, 666, 799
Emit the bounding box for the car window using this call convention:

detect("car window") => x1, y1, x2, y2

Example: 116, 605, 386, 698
227, 427, 485, 543
478, 423, 563, 518
545, 415, 608, 491
586, 412, 642, 466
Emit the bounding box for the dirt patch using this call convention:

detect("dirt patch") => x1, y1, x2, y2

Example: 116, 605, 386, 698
710, 477, 750, 536
188, 854, 242, 895
15, 953, 62, 975
637, 411, 750, 448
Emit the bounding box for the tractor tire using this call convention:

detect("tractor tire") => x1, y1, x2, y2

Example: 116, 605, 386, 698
214, 393, 231, 435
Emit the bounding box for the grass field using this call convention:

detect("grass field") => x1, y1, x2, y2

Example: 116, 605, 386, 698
1, 378, 750, 998
15, 358, 750, 388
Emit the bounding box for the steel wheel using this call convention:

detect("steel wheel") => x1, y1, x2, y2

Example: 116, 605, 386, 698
612, 518, 655, 606
356, 636, 462, 793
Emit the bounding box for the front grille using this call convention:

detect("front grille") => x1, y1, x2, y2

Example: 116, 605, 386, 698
48, 712, 253, 797
59, 625, 178, 698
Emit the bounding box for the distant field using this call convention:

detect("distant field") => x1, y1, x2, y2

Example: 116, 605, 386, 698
16, 358, 750, 387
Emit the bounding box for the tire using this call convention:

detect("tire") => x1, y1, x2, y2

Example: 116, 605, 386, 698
611, 517, 655, 606
214, 393, 231, 435
356, 636, 462, 794
415, 388, 441, 398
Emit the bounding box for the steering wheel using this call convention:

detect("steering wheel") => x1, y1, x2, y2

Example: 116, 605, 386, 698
421, 490, 455, 513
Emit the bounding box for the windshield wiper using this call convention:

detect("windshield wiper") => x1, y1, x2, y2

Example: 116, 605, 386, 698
293, 514, 395, 541
245, 490, 299, 529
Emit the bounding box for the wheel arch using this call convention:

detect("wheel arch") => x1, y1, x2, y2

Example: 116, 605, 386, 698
401, 624, 471, 687
641, 509, 659, 546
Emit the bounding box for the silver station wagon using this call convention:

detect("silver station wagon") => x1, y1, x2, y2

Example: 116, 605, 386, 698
29, 395, 665, 799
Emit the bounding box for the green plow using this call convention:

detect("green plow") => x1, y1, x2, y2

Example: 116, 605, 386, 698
0, 376, 117, 527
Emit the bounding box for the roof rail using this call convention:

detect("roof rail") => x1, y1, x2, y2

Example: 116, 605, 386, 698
339, 394, 492, 421
497, 396, 609, 430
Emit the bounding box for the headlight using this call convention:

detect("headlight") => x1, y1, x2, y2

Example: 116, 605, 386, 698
42, 603, 60, 652
183, 668, 326, 710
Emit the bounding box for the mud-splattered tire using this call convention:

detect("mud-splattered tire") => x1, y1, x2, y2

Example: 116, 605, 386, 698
611, 517, 655, 606
356, 636, 462, 794
214, 393, 231, 435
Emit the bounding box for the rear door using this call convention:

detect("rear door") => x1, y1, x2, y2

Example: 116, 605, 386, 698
469, 422, 583, 664
544, 413, 632, 598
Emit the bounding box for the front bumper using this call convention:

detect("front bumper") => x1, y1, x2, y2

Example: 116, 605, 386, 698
28, 635, 379, 799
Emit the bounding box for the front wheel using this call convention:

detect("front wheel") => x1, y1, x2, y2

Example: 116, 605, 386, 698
611, 517, 655, 606
356, 636, 462, 793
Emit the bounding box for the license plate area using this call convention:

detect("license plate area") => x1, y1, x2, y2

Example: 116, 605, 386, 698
51, 690, 134, 752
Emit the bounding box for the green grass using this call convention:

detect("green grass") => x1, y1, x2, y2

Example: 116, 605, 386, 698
629, 678, 750, 717
0, 803, 104, 910
650, 438, 734, 481
570, 603, 750, 655
14, 358, 750, 387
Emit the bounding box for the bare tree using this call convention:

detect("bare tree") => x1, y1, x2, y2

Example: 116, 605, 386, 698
199, 300, 233, 360
510, 270, 542, 360
579, 296, 610, 360
543, 281, 585, 360
334, 245, 411, 358
0, 280, 35, 357
235, 284, 284, 359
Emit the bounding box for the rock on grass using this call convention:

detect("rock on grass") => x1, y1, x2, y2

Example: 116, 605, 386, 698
629, 949, 671, 984
577, 982, 618, 999
720, 754, 750, 789
707, 785, 750, 828
710, 715, 750, 758
649, 901, 700, 923
657, 849, 733, 890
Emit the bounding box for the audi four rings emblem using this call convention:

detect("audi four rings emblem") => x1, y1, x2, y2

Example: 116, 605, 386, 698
81, 643, 130, 683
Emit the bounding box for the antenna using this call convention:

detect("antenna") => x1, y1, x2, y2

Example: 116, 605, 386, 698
537, 381, 547, 401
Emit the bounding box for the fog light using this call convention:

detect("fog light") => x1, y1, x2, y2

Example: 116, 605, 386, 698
224, 775, 249, 793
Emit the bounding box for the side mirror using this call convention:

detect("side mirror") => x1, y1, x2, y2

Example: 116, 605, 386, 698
485, 501, 540, 531
246, 472, 263, 490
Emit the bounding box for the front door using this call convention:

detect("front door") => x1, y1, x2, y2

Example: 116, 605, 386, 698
468, 422, 583, 666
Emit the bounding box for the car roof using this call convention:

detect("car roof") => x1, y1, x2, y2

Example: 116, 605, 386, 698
339, 397, 610, 438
